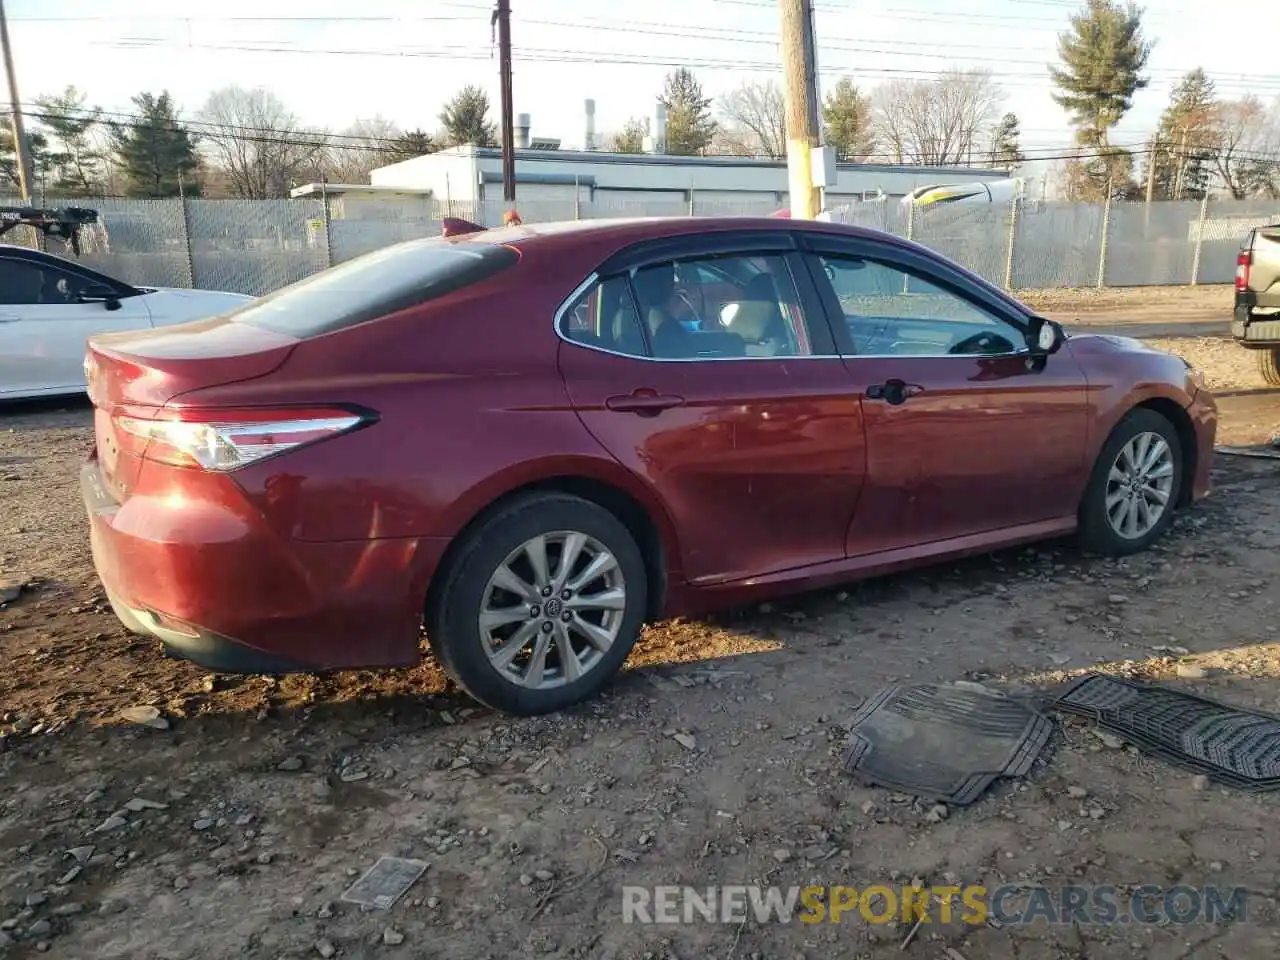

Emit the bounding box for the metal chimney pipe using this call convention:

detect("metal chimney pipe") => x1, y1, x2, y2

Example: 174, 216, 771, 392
584, 98, 596, 151
515, 112, 531, 150
651, 102, 667, 154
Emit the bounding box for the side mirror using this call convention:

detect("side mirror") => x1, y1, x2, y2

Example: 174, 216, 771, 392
1026, 316, 1064, 356
77, 283, 122, 311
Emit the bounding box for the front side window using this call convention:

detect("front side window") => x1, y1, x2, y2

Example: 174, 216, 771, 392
816, 254, 1023, 357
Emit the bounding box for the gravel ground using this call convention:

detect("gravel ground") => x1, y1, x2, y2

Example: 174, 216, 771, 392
3, 289, 1280, 959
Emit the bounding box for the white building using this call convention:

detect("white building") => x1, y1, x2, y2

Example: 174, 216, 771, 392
367, 143, 1010, 216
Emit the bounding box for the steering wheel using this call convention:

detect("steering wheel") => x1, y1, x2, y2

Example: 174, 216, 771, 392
948, 331, 1013, 355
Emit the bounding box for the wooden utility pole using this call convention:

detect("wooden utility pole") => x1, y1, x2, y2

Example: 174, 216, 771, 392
779, 0, 821, 219
493, 0, 515, 204
0, 0, 33, 202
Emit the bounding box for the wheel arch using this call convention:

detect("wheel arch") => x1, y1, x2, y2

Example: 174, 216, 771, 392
425, 459, 680, 625
1130, 396, 1198, 508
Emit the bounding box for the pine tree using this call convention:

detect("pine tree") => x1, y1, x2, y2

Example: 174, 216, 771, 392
388, 129, 435, 163
822, 78, 876, 161
33, 86, 104, 194
1050, 0, 1152, 199
0, 124, 50, 193
439, 87, 497, 148
660, 68, 717, 156
608, 118, 648, 154
1152, 68, 1217, 200
989, 113, 1026, 168
110, 92, 200, 197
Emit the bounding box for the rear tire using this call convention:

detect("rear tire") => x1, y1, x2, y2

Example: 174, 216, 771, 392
1257, 347, 1280, 386
1078, 408, 1183, 557
427, 493, 648, 716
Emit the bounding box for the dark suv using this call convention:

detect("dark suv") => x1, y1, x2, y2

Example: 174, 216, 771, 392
1233, 224, 1280, 384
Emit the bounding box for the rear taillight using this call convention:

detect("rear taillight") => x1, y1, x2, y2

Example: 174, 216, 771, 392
114, 406, 372, 472
1237, 250, 1252, 293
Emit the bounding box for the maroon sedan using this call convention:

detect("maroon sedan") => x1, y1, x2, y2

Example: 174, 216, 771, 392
81, 217, 1217, 715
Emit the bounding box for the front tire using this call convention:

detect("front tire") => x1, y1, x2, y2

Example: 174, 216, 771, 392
1078, 408, 1183, 557
427, 493, 648, 716
1257, 347, 1280, 386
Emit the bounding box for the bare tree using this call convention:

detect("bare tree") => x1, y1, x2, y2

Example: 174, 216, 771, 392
326, 116, 401, 183
197, 86, 328, 199
1212, 95, 1280, 199
716, 80, 786, 158
873, 69, 1003, 166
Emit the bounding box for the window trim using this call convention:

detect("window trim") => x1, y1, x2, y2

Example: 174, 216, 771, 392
802, 247, 1033, 360
555, 249, 842, 363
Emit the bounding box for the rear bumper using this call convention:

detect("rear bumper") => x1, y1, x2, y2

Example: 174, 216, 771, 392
81, 459, 450, 674
1233, 292, 1280, 346
1187, 388, 1217, 503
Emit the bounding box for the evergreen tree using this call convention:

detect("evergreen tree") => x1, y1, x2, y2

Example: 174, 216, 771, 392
388, 129, 436, 163
33, 86, 105, 194
0, 124, 50, 193
608, 118, 648, 154
822, 78, 876, 161
660, 68, 717, 156
110, 92, 200, 197
1050, 0, 1152, 199
439, 87, 497, 148
1152, 68, 1217, 200
989, 113, 1026, 168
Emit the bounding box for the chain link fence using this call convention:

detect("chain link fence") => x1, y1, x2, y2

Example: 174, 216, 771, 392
5, 193, 1279, 296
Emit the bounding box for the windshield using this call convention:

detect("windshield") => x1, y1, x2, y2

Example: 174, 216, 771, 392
228, 237, 518, 337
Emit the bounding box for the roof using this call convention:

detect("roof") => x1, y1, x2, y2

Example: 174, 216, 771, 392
420, 144, 1009, 180
288, 182, 435, 199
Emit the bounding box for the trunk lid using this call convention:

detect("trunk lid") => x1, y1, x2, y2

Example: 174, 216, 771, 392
1252, 225, 1280, 296
86, 316, 299, 500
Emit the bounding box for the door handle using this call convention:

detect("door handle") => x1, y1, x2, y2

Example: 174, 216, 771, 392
605, 390, 686, 416
866, 379, 924, 405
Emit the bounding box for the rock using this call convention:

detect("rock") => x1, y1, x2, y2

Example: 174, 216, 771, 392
1088, 806, 1105, 820
97, 900, 126, 916
124, 798, 167, 812
1176, 663, 1206, 680
926, 804, 948, 823
316, 940, 336, 959
671, 733, 696, 751
1048, 653, 1071, 666
26, 920, 51, 938
0, 578, 25, 604
278, 757, 305, 772
1191, 775, 1211, 791
1107, 594, 1128, 605
1092, 730, 1124, 750
25, 893, 46, 908
0, 931, 12, 948
119, 706, 169, 730
52, 903, 83, 917
519, 874, 533, 887
1066, 786, 1088, 799
1209, 861, 1223, 873
340, 769, 370, 783
56, 867, 81, 886
317, 902, 335, 919
66, 846, 94, 864
772, 848, 791, 863
192, 819, 215, 832
860, 800, 876, 815
383, 927, 405, 946
93, 815, 128, 834
534, 869, 554, 881
1064, 613, 1080, 624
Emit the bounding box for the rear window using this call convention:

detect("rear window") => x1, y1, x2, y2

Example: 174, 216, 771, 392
227, 237, 518, 337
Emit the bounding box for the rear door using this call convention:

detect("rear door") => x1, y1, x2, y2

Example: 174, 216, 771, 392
801, 234, 1090, 555
557, 232, 867, 587
0, 252, 151, 397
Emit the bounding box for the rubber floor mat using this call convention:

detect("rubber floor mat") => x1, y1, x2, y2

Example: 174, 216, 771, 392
842, 683, 1054, 805
1053, 673, 1280, 791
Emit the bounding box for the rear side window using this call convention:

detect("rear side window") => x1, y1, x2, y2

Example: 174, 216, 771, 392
228, 238, 518, 337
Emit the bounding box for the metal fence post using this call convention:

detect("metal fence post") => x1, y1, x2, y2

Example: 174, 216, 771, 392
1003, 195, 1019, 291
1189, 192, 1210, 286
319, 180, 334, 269
1096, 187, 1113, 289
906, 200, 915, 242
180, 197, 196, 289
688, 186, 695, 217
574, 175, 581, 220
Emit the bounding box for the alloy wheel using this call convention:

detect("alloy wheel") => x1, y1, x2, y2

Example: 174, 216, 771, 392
1104, 431, 1175, 540
479, 530, 627, 689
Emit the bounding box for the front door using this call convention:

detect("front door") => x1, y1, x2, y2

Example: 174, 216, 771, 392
804, 245, 1090, 556
0, 254, 151, 397
558, 246, 866, 586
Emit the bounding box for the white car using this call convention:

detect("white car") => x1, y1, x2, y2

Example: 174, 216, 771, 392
0, 244, 253, 399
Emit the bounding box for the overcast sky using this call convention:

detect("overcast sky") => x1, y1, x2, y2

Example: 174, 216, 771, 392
8, 0, 1279, 173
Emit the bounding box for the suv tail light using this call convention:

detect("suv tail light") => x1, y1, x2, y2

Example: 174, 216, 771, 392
114, 406, 373, 472
1236, 249, 1252, 293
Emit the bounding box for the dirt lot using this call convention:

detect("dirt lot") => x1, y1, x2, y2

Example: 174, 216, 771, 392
3, 286, 1280, 959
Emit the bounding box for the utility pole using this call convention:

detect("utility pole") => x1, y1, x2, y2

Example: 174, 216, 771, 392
779, 0, 821, 220
1172, 126, 1189, 201
492, 0, 515, 204
0, 0, 33, 202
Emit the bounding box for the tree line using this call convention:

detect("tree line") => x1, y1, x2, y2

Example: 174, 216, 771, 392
1, 0, 1276, 202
